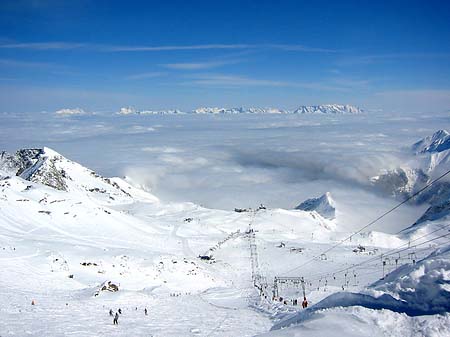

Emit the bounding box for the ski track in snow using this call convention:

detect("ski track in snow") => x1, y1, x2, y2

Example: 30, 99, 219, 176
171, 221, 195, 257
0, 291, 271, 337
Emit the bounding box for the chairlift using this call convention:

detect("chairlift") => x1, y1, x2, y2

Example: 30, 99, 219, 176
408, 252, 417, 264
382, 260, 387, 279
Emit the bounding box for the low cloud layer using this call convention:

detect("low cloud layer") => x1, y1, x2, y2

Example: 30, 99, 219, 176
0, 111, 446, 231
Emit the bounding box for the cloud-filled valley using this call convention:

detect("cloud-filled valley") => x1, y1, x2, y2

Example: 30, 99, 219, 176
2, 111, 445, 233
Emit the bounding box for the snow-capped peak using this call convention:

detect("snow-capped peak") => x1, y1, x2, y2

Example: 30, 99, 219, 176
55, 108, 87, 115
42, 147, 62, 158
117, 107, 183, 115
293, 104, 363, 114
115, 104, 362, 115
0, 147, 158, 203
192, 107, 286, 114
117, 106, 137, 115
193, 105, 361, 114
295, 192, 336, 219
412, 129, 450, 154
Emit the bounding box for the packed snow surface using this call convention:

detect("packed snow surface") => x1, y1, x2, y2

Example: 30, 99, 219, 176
264, 246, 450, 336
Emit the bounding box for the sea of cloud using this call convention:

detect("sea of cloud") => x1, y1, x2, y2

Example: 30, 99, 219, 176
1, 110, 448, 233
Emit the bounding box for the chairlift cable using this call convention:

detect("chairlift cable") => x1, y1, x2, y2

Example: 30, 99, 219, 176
280, 168, 450, 276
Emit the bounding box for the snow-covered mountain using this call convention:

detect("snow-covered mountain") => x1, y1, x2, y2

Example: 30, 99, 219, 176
193, 104, 361, 114
1, 147, 448, 336
117, 106, 136, 115
192, 107, 287, 114
292, 104, 363, 114
411, 129, 450, 154
295, 192, 336, 219
116, 104, 362, 115
371, 129, 450, 205
413, 200, 450, 225
0, 147, 158, 204
55, 108, 88, 116
117, 107, 183, 115
0, 147, 340, 335
370, 167, 428, 198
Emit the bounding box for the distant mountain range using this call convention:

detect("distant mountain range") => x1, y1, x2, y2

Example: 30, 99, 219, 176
115, 104, 363, 115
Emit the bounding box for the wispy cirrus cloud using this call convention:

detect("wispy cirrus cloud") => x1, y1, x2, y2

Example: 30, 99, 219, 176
162, 59, 241, 70
186, 74, 289, 87
126, 72, 167, 80
105, 43, 252, 52
0, 58, 55, 68
182, 73, 351, 91
0, 42, 86, 50
336, 52, 450, 66
0, 41, 336, 53
261, 43, 336, 53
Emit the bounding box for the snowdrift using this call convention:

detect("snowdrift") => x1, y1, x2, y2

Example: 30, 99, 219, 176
271, 244, 450, 332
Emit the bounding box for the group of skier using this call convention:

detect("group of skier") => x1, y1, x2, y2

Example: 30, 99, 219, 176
271, 295, 308, 308
109, 307, 148, 325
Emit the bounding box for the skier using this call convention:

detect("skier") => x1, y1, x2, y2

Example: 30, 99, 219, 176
144, 308, 148, 315
118, 308, 122, 314
109, 309, 113, 316
302, 296, 308, 308
113, 312, 119, 325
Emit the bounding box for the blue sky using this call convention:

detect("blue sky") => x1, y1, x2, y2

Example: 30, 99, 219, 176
1, 0, 450, 113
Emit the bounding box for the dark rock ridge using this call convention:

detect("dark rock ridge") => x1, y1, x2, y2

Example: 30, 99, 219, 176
0, 148, 132, 198
1, 148, 68, 191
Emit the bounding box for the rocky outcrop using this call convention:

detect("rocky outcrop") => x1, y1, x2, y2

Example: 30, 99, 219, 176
94, 281, 119, 296
0, 148, 68, 191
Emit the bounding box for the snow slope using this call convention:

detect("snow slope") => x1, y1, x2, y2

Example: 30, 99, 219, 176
264, 245, 450, 336
1, 147, 448, 336
0, 147, 338, 336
